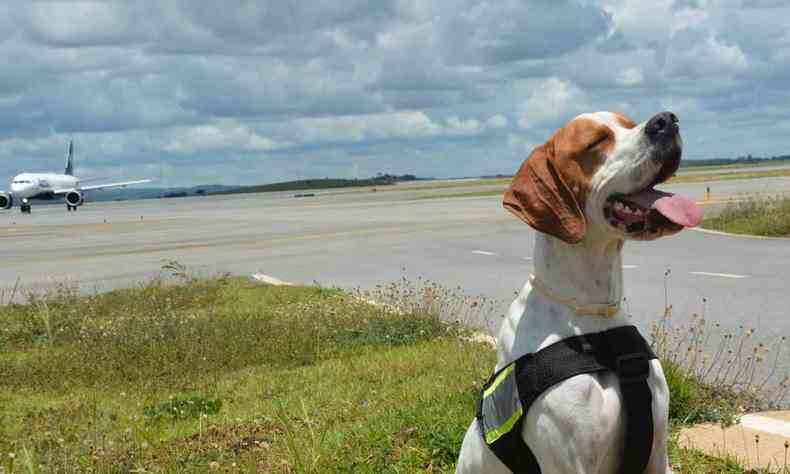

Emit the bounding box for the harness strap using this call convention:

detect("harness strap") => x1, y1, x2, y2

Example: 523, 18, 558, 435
605, 329, 655, 474
478, 325, 656, 474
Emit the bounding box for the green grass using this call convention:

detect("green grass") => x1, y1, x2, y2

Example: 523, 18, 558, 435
702, 196, 790, 237
0, 273, 776, 473
0, 275, 493, 473
386, 178, 510, 193
668, 439, 753, 473
211, 177, 398, 195
680, 158, 790, 172
414, 189, 504, 200
669, 168, 790, 184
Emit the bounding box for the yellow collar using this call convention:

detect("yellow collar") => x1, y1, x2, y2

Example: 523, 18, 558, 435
528, 274, 620, 317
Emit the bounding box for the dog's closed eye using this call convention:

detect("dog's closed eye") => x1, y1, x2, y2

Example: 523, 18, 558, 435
586, 135, 608, 150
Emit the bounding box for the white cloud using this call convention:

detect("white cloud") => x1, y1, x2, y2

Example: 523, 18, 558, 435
486, 114, 510, 129
516, 78, 581, 129
163, 121, 285, 154
446, 116, 483, 135
285, 110, 490, 145
667, 35, 748, 77
616, 67, 644, 86
24, 2, 140, 47
705, 36, 748, 70
601, 0, 709, 44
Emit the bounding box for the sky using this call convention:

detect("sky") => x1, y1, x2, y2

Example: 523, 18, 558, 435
0, 0, 789, 187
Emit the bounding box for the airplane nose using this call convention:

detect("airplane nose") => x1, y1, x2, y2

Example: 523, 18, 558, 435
11, 181, 30, 195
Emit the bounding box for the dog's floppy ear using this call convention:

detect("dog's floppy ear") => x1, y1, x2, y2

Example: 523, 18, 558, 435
503, 144, 586, 243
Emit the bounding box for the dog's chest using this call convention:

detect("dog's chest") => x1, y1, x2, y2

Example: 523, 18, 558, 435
493, 289, 670, 472
522, 371, 627, 472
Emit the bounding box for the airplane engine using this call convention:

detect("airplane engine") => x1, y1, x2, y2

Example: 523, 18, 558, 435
0, 192, 12, 210
65, 190, 84, 207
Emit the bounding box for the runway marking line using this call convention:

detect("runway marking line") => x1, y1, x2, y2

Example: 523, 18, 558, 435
472, 250, 497, 256
740, 414, 790, 438
623, 265, 638, 269
689, 271, 749, 279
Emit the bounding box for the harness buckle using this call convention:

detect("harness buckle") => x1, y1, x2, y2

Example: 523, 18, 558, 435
614, 353, 650, 385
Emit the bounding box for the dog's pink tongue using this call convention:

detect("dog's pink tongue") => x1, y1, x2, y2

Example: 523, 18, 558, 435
624, 188, 702, 227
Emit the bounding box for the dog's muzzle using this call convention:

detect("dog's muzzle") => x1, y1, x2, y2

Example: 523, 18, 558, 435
645, 111, 679, 145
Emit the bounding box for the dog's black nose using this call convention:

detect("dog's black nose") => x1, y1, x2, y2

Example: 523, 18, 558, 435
645, 111, 679, 142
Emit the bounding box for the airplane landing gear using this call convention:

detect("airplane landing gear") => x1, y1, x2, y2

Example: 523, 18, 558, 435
21, 200, 31, 214
66, 205, 78, 212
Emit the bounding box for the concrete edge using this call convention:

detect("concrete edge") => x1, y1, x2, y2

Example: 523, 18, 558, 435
690, 227, 790, 241
249, 273, 295, 286
248, 273, 497, 349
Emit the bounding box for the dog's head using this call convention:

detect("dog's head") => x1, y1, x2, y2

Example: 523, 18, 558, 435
504, 111, 702, 243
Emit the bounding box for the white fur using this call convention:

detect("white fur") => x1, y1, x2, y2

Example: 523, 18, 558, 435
456, 112, 674, 474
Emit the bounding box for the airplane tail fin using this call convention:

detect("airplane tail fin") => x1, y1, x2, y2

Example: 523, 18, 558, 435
65, 140, 74, 176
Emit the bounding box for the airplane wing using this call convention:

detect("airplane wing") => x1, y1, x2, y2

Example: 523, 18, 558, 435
53, 179, 152, 194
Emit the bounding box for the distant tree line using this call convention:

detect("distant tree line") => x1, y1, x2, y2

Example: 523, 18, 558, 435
211, 174, 425, 196
680, 154, 790, 168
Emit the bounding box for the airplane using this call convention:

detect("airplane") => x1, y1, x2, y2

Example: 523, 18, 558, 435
0, 141, 151, 213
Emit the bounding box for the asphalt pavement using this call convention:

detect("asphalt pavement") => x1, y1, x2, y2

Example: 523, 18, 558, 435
1, 176, 789, 394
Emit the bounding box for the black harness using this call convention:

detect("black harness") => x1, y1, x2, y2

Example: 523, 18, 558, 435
476, 325, 657, 474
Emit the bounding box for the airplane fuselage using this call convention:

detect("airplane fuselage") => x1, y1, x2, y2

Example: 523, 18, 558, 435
11, 173, 79, 200
1, 140, 151, 213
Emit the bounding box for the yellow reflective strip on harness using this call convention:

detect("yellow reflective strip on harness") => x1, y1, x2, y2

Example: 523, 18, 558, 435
484, 405, 523, 444
483, 363, 514, 399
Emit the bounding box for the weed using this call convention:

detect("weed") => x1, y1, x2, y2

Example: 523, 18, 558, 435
652, 308, 788, 430
143, 394, 222, 422
703, 195, 790, 237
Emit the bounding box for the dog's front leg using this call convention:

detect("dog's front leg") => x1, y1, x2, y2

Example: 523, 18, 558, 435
645, 360, 673, 474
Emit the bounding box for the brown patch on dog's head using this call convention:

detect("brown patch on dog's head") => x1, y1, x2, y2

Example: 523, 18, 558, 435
503, 116, 619, 243
613, 113, 637, 129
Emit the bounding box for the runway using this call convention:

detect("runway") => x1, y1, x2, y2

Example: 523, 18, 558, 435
1, 176, 789, 346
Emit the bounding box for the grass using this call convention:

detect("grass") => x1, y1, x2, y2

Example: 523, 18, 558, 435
414, 189, 504, 201
1, 268, 786, 472
211, 178, 401, 195
378, 178, 509, 194
680, 159, 790, 173
669, 168, 790, 185
0, 271, 495, 473
668, 440, 757, 473
702, 196, 790, 237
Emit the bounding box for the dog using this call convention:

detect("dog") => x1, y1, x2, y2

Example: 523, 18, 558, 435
456, 111, 702, 474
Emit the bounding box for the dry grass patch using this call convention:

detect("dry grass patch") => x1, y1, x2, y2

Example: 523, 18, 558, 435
702, 196, 790, 237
